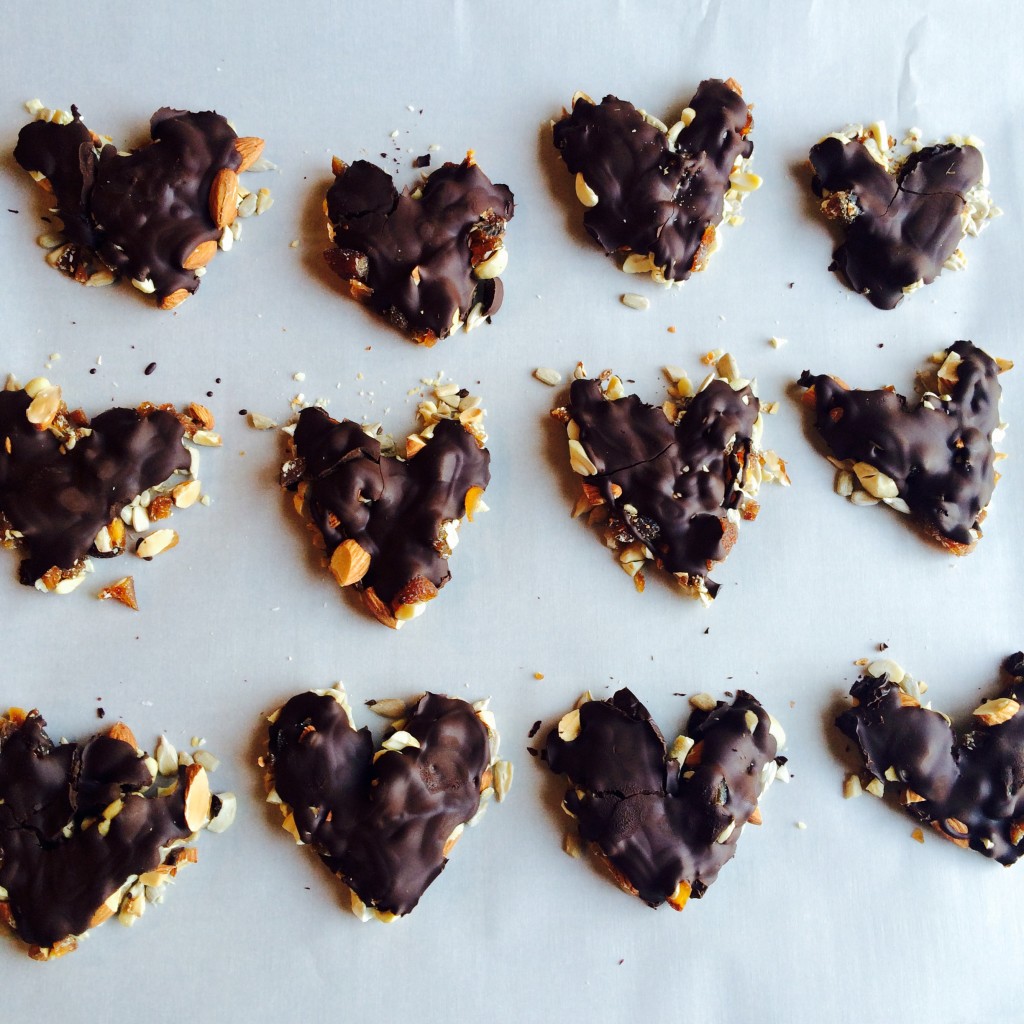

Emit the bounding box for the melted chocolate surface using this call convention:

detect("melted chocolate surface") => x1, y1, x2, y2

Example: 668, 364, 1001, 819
267, 690, 490, 916
283, 405, 490, 612
0, 389, 189, 584
14, 106, 242, 302
837, 655, 1024, 864
798, 340, 1001, 549
567, 374, 759, 597
324, 155, 514, 343
0, 711, 190, 949
552, 79, 753, 280
544, 689, 779, 906
809, 134, 983, 308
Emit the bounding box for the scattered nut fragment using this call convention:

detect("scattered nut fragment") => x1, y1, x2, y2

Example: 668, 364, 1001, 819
533, 367, 562, 387
135, 529, 179, 559
620, 292, 650, 311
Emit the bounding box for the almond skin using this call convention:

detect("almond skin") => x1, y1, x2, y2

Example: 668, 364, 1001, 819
209, 167, 239, 228
233, 136, 265, 172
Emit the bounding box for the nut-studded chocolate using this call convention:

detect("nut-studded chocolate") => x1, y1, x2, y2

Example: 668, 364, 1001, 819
837, 655, 1024, 864
0, 709, 231, 959
554, 356, 788, 603
14, 102, 268, 307
324, 153, 513, 345
280, 383, 490, 627
263, 684, 505, 920
552, 79, 757, 283
543, 688, 784, 908
0, 378, 219, 593
798, 340, 1007, 553
808, 123, 998, 308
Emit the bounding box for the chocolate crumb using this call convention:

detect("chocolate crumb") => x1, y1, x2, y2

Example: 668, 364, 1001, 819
413, 154, 431, 169
96, 708, 105, 719
528, 720, 541, 739
144, 361, 157, 376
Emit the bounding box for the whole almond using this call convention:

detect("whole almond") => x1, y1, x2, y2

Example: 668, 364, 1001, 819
181, 240, 217, 270
159, 288, 190, 311
329, 538, 371, 588
107, 721, 139, 749
209, 167, 239, 228
233, 136, 265, 172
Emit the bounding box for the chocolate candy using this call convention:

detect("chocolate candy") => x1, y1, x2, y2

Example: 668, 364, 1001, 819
0, 709, 232, 959
544, 688, 784, 908
808, 123, 998, 308
263, 684, 506, 920
14, 101, 268, 308
798, 340, 1007, 553
552, 79, 757, 282
553, 356, 788, 602
0, 377, 216, 594
324, 153, 513, 345
280, 383, 490, 627
837, 655, 1024, 863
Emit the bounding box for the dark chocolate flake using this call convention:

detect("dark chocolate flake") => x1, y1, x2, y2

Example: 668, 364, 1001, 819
544, 688, 783, 907
837, 654, 1024, 864
552, 79, 755, 282
798, 340, 1006, 552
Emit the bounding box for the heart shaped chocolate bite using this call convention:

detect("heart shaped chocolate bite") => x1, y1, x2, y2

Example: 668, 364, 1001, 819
809, 122, 999, 308
280, 381, 489, 627
798, 340, 1009, 553
837, 654, 1024, 863
0, 376, 216, 595
544, 688, 785, 908
263, 684, 508, 920
553, 355, 788, 603
14, 101, 269, 309
552, 79, 758, 283
0, 709, 233, 960
324, 153, 513, 345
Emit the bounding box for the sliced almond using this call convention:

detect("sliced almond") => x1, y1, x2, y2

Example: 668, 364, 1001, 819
233, 136, 265, 172
181, 240, 217, 270
159, 288, 190, 311
973, 697, 1020, 726
182, 763, 211, 831
136, 529, 179, 559
171, 479, 201, 508
329, 538, 371, 587
209, 167, 239, 228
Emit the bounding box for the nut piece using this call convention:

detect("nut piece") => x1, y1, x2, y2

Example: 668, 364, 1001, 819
329, 538, 371, 587
25, 385, 62, 430
159, 288, 190, 311
234, 136, 266, 172
107, 722, 138, 749
209, 167, 239, 229
182, 763, 211, 832
171, 479, 201, 508
136, 529, 179, 559
181, 240, 217, 270
853, 461, 899, 499
972, 697, 1020, 726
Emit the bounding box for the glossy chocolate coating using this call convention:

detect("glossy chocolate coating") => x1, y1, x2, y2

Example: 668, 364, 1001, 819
544, 688, 779, 906
267, 690, 490, 916
837, 655, 1024, 864
284, 405, 490, 609
552, 80, 753, 280
809, 135, 983, 308
0, 712, 191, 948
568, 375, 759, 597
0, 389, 189, 584
798, 340, 1001, 548
324, 156, 514, 342
14, 106, 241, 302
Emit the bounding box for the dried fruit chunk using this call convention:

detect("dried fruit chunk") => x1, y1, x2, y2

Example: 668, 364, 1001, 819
543, 688, 784, 907
97, 575, 138, 610
808, 122, 998, 308
0, 709, 231, 958
798, 340, 1006, 553
324, 153, 513, 344
13, 103, 270, 307
263, 684, 508, 919
837, 654, 1024, 864
279, 382, 490, 628
552, 79, 757, 282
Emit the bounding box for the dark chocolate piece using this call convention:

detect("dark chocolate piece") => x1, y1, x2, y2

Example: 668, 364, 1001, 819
265, 686, 497, 918
14, 104, 266, 308
837, 655, 1024, 863
324, 154, 513, 345
280, 387, 489, 627
544, 688, 783, 908
0, 381, 208, 590
798, 340, 1005, 552
556, 359, 787, 601
809, 126, 992, 308
552, 79, 755, 281
0, 710, 217, 958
